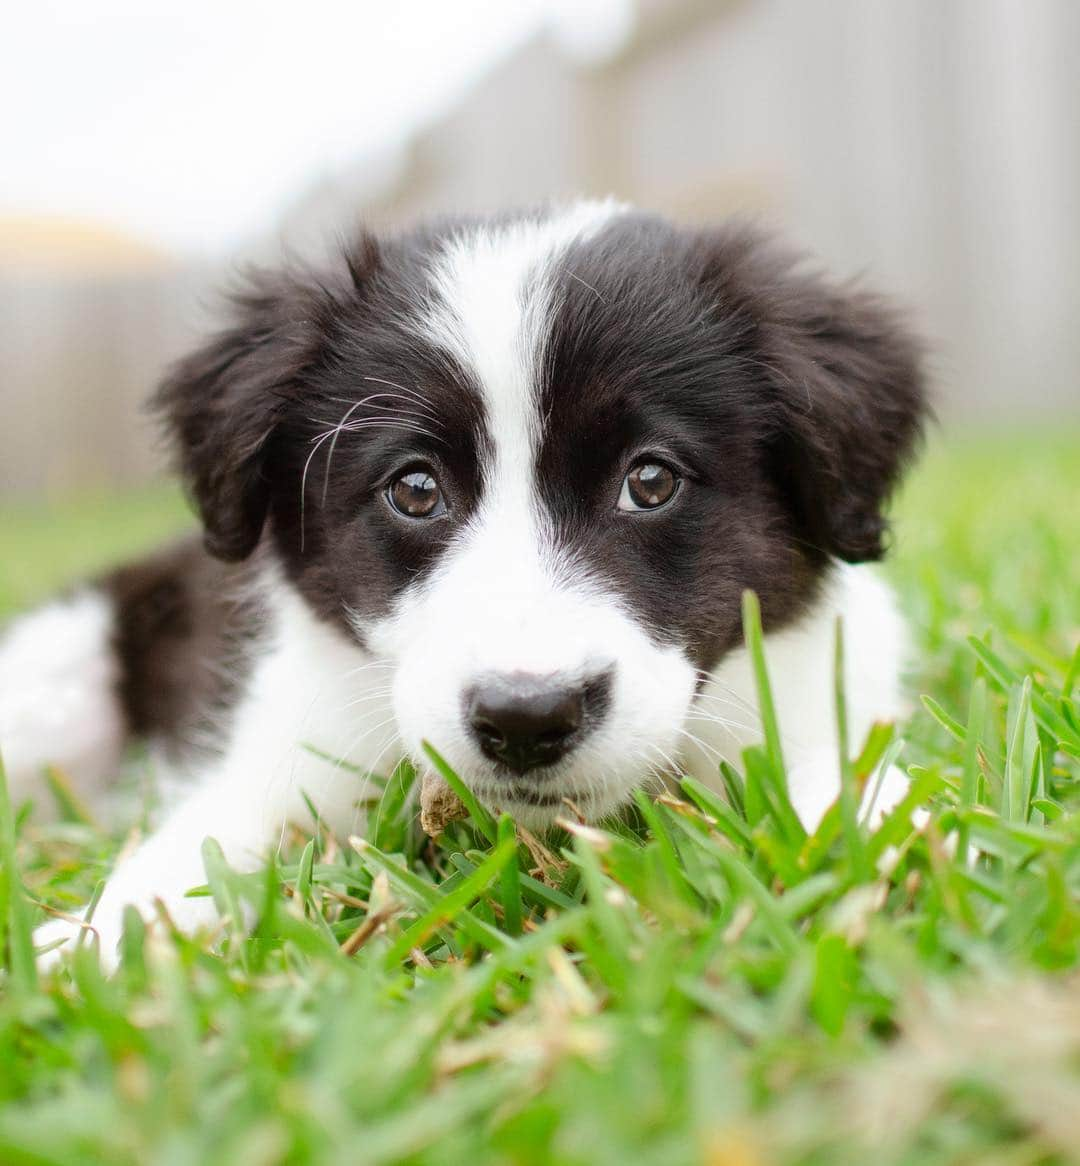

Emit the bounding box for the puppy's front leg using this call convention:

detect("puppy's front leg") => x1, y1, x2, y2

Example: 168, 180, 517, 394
786, 747, 914, 833
35, 771, 281, 970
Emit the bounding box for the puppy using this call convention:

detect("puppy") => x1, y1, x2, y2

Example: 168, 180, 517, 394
0, 201, 924, 966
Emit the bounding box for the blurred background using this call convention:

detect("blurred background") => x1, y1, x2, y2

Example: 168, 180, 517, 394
2, 0, 1079, 500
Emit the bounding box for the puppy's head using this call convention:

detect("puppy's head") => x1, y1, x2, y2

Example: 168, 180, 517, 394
158, 203, 925, 824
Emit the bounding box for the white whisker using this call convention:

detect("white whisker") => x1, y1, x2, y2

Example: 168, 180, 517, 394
675, 725, 726, 767
300, 391, 445, 549
361, 376, 440, 419
325, 389, 439, 423
340, 688, 397, 712
685, 708, 760, 738
339, 657, 395, 681
695, 683, 759, 717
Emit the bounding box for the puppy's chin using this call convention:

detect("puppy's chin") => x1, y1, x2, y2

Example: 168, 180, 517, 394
471, 778, 626, 830
421, 744, 663, 830
473, 783, 629, 831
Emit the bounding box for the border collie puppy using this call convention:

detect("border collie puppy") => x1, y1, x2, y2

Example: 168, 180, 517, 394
1, 202, 924, 966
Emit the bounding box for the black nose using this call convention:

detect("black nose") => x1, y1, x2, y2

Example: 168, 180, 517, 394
466, 673, 610, 773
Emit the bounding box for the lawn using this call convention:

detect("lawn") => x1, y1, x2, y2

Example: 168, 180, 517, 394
1, 430, 1079, 1166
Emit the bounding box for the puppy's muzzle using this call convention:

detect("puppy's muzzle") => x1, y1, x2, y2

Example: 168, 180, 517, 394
464, 670, 613, 773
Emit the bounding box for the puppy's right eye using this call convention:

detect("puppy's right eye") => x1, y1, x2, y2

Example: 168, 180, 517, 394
618, 461, 680, 512
387, 470, 446, 518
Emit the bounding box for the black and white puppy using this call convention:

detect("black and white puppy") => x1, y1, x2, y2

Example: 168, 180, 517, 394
1, 202, 925, 965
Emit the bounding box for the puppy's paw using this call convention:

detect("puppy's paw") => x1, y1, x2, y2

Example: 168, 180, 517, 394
34, 913, 99, 971
787, 752, 919, 833
35, 896, 132, 973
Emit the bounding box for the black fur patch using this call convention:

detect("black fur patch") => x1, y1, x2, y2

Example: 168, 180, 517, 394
535, 213, 924, 671
156, 223, 490, 638
102, 537, 262, 751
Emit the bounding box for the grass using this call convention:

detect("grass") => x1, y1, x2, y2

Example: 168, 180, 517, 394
0, 484, 192, 619
1, 430, 1079, 1166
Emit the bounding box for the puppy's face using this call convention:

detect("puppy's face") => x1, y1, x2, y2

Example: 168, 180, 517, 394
159, 204, 923, 823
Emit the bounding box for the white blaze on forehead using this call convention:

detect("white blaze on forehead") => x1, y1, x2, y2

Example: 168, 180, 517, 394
376, 202, 700, 823
421, 200, 626, 499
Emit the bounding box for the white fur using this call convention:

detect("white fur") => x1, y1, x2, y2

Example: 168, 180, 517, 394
0, 592, 124, 817
419, 199, 626, 438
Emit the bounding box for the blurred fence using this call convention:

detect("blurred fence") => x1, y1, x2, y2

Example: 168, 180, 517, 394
0, 267, 209, 495
2, 0, 1078, 497
292, 0, 1080, 422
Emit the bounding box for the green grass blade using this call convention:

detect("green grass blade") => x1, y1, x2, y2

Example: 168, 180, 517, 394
680, 775, 755, 852
834, 618, 868, 881
961, 677, 988, 810
718, 761, 746, 819
201, 838, 249, 969
741, 590, 785, 776
1003, 676, 1035, 823
741, 591, 805, 846
381, 837, 517, 967
352, 837, 509, 955
1064, 642, 1080, 699
0, 750, 37, 992
496, 814, 522, 936
921, 695, 967, 744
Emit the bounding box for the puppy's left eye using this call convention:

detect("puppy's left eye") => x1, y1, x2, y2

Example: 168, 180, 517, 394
618, 462, 680, 511
388, 470, 446, 518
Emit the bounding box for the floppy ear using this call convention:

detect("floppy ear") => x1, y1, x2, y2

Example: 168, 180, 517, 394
701, 227, 927, 563
154, 252, 370, 561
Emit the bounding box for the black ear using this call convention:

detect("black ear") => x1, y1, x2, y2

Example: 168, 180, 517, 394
701, 226, 928, 563
154, 243, 376, 560
154, 276, 311, 560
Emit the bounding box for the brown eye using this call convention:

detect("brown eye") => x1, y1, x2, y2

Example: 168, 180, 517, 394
388, 470, 445, 518
618, 461, 680, 511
